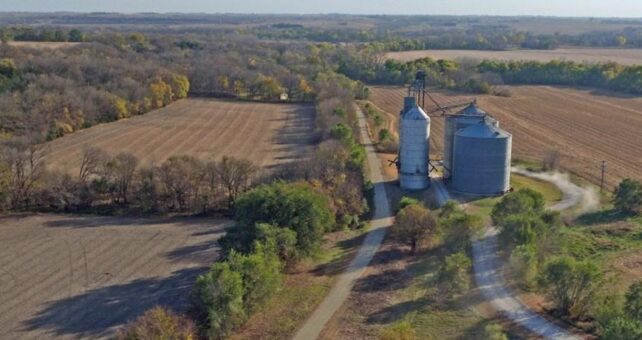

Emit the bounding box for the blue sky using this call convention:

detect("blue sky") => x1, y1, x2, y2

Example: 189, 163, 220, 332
2, 0, 642, 17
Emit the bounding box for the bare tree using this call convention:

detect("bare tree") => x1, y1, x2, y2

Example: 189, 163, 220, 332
543, 150, 561, 171
1, 138, 47, 209
79, 146, 109, 183
107, 153, 139, 205
157, 156, 204, 211
216, 156, 257, 209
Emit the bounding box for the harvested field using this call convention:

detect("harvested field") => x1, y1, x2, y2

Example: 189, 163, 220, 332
369, 85, 642, 189
386, 48, 642, 65
5, 41, 82, 49
42, 98, 314, 173
0, 214, 229, 339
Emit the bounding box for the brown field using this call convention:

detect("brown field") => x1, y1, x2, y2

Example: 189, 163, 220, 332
386, 48, 642, 65
42, 98, 315, 173
0, 214, 230, 339
369, 85, 642, 189
5, 41, 82, 49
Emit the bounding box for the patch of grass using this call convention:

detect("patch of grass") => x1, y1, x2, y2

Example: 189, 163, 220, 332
379, 247, 518, 339
577, 209, 637, 226
511, 173, 563, 204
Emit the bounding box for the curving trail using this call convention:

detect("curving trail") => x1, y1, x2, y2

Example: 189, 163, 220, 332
292, 105, 393, 340
434, 171, 586, 340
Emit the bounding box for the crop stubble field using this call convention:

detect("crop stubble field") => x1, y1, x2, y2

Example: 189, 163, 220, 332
370, 85, 642, 189
0, 98, 315, 338
43, 98, 315, 173
387, 48, 642, 65
0, 215, 230, 339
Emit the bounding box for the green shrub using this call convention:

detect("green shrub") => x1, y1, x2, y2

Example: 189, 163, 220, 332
541, 256, 602, 317
483, 323, 508, 340
614, 178, 642, 214
379, 319, 416, 340
491, 189, 544, 226
509, 244, 539, 289
396, 196, 419, 212
442, 213, 483, 253
602, 317, 642, 340
117, 306, 197, 340
498, 213, 547, 247
330, 123, 354, 145
438, 200, 460, 220
378, 128, 391, 142
220, 181, 334, 256
191, 262, 245, 339
255, 223, 299, 268
625, 281, 642, 320
437, 252, 472, 297
228, 245, 283, 313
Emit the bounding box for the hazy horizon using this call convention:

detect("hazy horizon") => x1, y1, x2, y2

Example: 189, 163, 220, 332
2, 1, 642, 18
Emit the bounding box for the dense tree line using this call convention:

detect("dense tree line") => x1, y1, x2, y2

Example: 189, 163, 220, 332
0, 143, 257, 214
479, 59, 642, 95
0, 27, 86, 43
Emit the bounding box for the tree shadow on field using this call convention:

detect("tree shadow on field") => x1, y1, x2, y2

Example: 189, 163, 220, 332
42, 215, 227, 229
311, 232, 367, 277
164, 237, 222, 265
23, 267, 204, 338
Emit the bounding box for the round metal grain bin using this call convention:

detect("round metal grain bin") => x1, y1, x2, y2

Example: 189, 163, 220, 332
443, 104, 487, 179
452, 121, 512, 196
399, 97, 430, 190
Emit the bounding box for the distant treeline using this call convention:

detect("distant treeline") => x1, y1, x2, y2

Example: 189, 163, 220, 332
0, 27, 87, 42
334, 45, 642, 95
250, 25, 642, 50
479, 60, 642, 95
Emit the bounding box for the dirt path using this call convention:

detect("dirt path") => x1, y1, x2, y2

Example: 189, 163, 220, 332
434, 174, 583, 339
292, 106, 393, 340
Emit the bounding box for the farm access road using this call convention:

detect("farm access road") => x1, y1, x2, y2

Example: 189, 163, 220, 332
433, 172, 583, 340
292, 106, 393, 340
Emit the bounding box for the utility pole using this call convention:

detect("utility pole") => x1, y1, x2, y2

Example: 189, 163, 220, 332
600, 160, 607, 193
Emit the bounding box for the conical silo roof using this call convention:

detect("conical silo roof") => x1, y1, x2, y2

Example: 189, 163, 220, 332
402, 105, 430, 121
456, 121, 510, 139
458, 103, 486, 116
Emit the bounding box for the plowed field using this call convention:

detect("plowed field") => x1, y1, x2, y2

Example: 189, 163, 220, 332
370, 85, 642, 189
43, 98, 314, 173
0, 214, 230, 339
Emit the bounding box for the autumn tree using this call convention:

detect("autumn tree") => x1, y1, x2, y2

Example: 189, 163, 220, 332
216, 156, 257, 209
1, 138, 47, 209
157, 155, 204, 211
106, 153, 139, 205
79, 146, 109, 183
117, 306, 197, 340
392, 204, 437, 255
